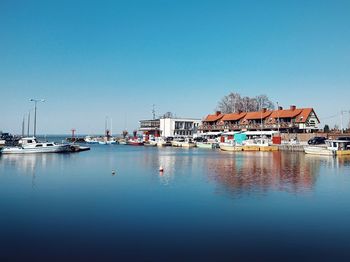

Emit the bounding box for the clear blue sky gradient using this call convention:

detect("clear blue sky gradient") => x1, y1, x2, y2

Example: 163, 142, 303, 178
1, 0, 350, 134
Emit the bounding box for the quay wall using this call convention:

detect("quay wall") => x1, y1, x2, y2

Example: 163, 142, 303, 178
277, 144, 305, 152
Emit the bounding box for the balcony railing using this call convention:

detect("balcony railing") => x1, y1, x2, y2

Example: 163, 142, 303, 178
199, 122, 300, 131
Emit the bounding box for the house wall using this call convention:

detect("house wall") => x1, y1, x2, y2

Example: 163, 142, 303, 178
160, 118, 201, 137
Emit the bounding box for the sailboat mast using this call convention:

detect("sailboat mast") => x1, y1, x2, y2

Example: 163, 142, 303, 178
105, 116, 108, 136
110, 118, 113, 136
22, 115, 25, 137
27, 111, 30, 137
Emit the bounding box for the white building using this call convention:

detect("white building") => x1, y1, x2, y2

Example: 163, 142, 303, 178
139, 117, 201, 138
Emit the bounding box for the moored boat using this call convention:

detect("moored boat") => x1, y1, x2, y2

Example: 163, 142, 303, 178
127, 139, 144, 146
196, 142, 217, 149
219, 142, 243, 152
1, 137, 71, 154
84, 136, 99, 144
304, 139, 350, 156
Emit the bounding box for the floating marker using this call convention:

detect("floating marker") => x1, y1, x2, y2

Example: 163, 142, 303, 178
159, 166, 164, 172
112, 170, 116, 175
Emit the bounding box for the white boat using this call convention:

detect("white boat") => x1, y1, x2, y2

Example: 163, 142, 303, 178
196, 142, 218, 149
171, 138, 196, 148
243, 138, 272, 146
98, 140, 116, 145
84, 136, 99, 144
304, 145, 332, 156
157, 138, 172, 147
219, 141, 243, 152
148, 140, 158, 146
304, 139, 350, 156
1, 137, 71, 154
0, 139, 5, 146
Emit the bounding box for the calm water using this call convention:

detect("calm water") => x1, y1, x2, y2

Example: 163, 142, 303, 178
1, 142, 350, 261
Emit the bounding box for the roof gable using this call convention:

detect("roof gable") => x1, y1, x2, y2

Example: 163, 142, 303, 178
295, 108, 319, 123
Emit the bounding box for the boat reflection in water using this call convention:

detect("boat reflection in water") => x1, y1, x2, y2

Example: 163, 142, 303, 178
145, 149, 350, 197
205, 151, 350, 197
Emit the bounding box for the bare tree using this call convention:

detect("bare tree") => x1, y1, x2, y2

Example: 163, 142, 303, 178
217, 93, 275, 113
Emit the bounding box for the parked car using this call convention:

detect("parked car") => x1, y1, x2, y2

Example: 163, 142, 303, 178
308, 136, 326, 145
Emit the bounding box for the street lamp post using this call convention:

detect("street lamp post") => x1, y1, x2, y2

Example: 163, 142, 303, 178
30, 99, 45, 137
277, 102, 280, 133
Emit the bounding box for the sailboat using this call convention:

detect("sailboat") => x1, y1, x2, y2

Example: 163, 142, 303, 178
99, 117, 116, 145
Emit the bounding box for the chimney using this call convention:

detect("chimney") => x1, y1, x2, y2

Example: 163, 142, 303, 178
290, 105, 296, 111
238, 109, 242, 114
262, 108, 267, 113
278, 106, 283, 110
215, 111, 221, 116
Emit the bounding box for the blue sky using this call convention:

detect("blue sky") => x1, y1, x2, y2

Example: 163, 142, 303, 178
1, 0, 349, 134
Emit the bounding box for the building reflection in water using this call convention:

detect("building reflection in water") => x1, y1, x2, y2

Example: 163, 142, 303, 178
205, 151, 350, 197
139, 148, 350, 195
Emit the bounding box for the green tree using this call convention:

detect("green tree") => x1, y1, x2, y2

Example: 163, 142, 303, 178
324, 124, 330, 133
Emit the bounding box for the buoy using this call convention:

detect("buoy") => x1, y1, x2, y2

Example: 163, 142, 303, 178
112, 170, 116, 175
159, 166, 164, 172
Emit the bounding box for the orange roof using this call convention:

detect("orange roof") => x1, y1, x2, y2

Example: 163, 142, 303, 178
295, 108, 319, 123
268, 108, 318, 123
203, 113, 224, 122
244, 110, 272, 120
270, 109, 302, 119
222, 112, 247, 121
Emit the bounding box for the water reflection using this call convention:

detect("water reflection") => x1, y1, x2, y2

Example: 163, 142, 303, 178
205, 151, 345, 196
143, 148, 350, 196
1, 148, 350, 197
0, 153, 70, 173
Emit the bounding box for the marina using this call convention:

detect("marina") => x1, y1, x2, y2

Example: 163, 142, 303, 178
1, 143, 350, 261
1, 1, 350, 260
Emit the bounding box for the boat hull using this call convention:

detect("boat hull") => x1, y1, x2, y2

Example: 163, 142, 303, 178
304, 146, 334, 156
172, 141, 196, 148
196, 142, 216, 149
1, 145, 71, 154
219, 143, 243, 152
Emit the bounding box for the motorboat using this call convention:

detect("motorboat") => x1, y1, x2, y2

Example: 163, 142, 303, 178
304, 139, 350, 156
1, 137, 71, 154
127, 138, 144, 146
69, 144, 91, 152
156, 138, 172, 147
219, 140, 243, 152
196, 142, 218, 149
242, 138, 278, 151
84, 136, 99, 144
98, 140, 116, 145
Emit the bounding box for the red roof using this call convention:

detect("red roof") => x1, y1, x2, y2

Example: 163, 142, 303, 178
202, 107, 319, 125
203, 113, 224, 122
222, 112, 247, 121
244, 110, 273, 120
270, 109, 302, 119
295, 108, 319, 123
269, 108, 318, 123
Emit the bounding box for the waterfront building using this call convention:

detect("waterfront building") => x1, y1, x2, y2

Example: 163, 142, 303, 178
139, 117, 201, 138
200, 105, 320, 133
